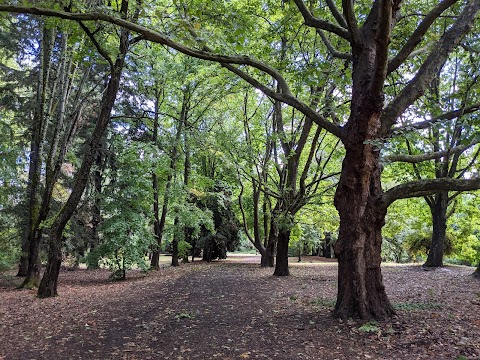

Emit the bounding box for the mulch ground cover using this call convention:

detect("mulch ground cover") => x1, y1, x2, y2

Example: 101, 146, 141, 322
1, 255, 479, 359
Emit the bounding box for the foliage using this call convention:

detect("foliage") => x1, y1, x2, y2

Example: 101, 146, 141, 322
187, 181, 240, 261
86, 138, 155, 278
288, 223, 322, 257
358, 321, 380, 334
393, 301, 443, 312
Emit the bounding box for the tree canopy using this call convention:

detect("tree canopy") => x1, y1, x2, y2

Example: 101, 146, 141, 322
0, 0, 479, 319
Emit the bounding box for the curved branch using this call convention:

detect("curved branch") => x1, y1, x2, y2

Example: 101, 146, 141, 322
383, 139, 480, 164
219, 64, 344, 138
292, 0, 350, 40
0, 5, 345, 140
380, 0, 480, 135
77, 21, 114, 71
0, 6, 291, 94
317, 30, 352, 60
394, 103, 480, 131
387, 0, 459, 74
382, 177, 480, 209
326, 0, 348, 28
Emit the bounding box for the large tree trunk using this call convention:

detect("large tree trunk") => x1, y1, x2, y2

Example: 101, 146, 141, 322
273, 227, 290, 276
334, 149, 395, 319
330, 1, 398, 318
424, 192, 448, 267
260, 241, 275, 267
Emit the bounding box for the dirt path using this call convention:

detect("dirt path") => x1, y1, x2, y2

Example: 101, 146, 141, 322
1, 256, 479, 359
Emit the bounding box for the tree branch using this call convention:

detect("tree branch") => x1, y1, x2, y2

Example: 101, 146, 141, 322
0, 6, 291, 94
325, 0, 348, 28
341, 0, 361, 47
292, 0, 350, 40
0, 5, 346, 140
76, 21, 114, 71
394, 102, 480, 131
382, 177, 480, 209
371, 0, 393, 96
380, 0, 480, 135
317, 29, 352, 60
221, 63, 344, 138
383, 139, 480, 164
387, 0, 459, 74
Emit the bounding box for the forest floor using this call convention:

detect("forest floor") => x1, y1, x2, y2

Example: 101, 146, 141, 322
0, 255, 479, 360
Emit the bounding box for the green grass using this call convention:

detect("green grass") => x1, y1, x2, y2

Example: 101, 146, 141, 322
393, 301, 443, 311
310, 298, 336, 308
358, 321, 380, 333
175, 312, 195, 320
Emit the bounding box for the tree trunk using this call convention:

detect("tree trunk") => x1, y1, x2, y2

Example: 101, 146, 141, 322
260, 214, 276, 267
323, 232, 332, 258
22, 228, 42, 288
260, 241, 275, 267
424, 192, 448, 268
89, 152, 103, 269
171, 213, 180, 267
17, 25, 54, 279
334, 146, 395, 319
37, 226, 63, 298
16, 245, 29, 277
150, 88, 162, 270
473, 264, 480, 278
37, 10, 130, 297
273, 227, 290, 276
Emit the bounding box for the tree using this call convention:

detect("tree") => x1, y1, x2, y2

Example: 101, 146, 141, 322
3, 1, 480, 319
384, 44, 480, 268
88, 138, 155, 279
34, 0, 137, 297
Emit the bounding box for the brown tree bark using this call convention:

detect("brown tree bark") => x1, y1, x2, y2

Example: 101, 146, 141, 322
334, 152, 395, 319
331, 0, 397, 318
273, 227, 290, 276
424, 192, 448, 267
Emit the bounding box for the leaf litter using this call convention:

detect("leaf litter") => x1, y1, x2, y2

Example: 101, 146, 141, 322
0, 255, 479, 359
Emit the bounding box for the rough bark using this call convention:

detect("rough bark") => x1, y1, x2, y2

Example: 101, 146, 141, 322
332, 0, 396, 318
273, 228, 290, 276
260, 214, 276, 268
334, 150, 395, 319
260, 240, 275, 267
424, 192, 448, 267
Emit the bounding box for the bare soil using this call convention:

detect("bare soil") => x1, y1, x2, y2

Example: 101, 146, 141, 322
1, 255, 479, 360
